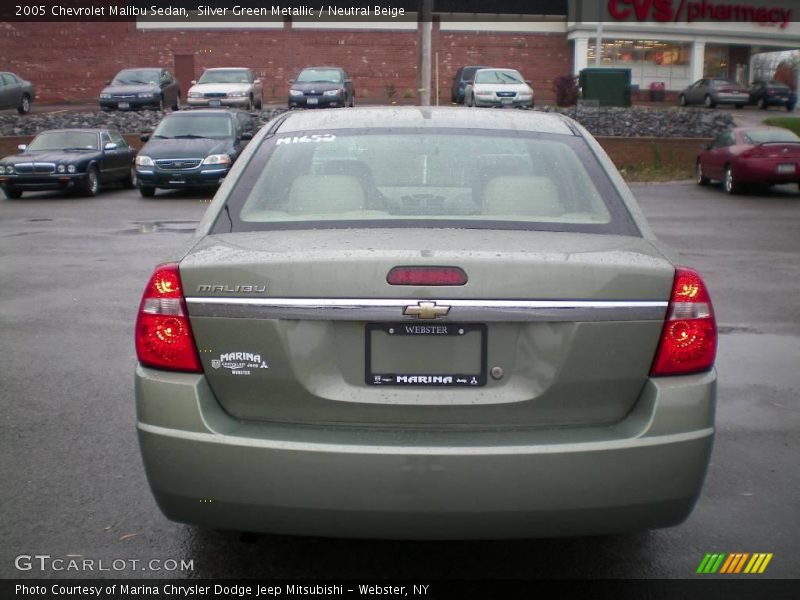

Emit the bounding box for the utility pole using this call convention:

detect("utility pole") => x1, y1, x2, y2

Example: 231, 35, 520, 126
419, 0, 432, 105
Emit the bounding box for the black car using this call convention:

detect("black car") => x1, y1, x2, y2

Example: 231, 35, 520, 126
135, 109, 254, 197
288, 67, 355, 108
748, 80, 797, 111
99, 68, 181, 111
0, 71, 35, 114
0, 128, 136, 198
451, 65, 491, 104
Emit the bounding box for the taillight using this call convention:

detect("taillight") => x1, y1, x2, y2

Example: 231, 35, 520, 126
387, 266, 468, 286
650, 267, 717, 377
135, 263, 202, 373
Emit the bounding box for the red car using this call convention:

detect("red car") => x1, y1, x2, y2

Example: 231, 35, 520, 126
696, 126, 800, 194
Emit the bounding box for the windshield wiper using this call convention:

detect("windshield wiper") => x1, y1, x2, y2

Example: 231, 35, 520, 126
171, 134, 208, 139
61, 147, 94, 151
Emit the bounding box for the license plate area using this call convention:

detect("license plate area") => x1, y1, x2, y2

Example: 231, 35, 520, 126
307, 98, 319, 105
209, 99, 221, 107
118, 102, 130, 109
366, 323, 487, 386
776, 163, 796, 174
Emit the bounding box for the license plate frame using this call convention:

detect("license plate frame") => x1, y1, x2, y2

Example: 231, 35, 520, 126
118, 102, 130, 110
307, 98, 319, 105
365, 322, 487, 387
208, 99, 222, 107
776, 163, 796, 174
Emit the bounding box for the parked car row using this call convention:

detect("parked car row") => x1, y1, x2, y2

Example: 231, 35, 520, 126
0, 108, 257, 199
679, 78, 797, 111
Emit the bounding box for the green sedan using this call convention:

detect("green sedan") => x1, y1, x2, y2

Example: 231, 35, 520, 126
135, 107, 717, 539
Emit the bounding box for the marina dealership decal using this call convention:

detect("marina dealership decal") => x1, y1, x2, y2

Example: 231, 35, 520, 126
608, 0, 793, 28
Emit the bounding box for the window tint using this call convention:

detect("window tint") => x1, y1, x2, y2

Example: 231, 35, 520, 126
199, 69, 254, 84
743, 129, 800, 144
108, 131, 128, 147
296, 69, 342, 83
153, 114, 233, 139
226, 129, 637, 236
113, 69, 160, 85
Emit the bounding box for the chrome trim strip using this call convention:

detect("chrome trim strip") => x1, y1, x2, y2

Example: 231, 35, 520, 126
185, 297, 668, 322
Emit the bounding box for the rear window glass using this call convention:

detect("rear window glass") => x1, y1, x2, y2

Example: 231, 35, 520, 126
743, 129, 800, 144
219, 128, 638, 236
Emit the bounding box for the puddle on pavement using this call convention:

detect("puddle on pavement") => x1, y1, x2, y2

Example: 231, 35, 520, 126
119, 220, 199, 234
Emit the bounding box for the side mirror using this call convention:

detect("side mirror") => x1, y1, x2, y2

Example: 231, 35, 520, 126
105, 80, 111, 85
241, 132, 253, 141
255, 78, 262, 84
17, 144, 27, 152
465, 80, 473, 85
104, 142, 118, 151
289, 78, 296, 84
525, 80, 532, 85
345, 79, 352, 84
191, 80, 196, 85
140, 133, 151, 142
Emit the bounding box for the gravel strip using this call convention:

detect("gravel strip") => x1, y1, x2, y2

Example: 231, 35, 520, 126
0, 105, 734, 138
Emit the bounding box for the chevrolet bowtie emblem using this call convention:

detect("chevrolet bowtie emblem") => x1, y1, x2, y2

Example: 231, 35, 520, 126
403, 301, 450, 319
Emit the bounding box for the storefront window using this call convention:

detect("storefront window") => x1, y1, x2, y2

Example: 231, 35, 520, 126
587, 40, 691, 91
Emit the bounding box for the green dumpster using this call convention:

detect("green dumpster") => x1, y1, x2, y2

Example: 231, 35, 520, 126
579, 68, 632, 107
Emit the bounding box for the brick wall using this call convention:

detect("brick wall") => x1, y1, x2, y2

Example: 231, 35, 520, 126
1, 21, 568, 105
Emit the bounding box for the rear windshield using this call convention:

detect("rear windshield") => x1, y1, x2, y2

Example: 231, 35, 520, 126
217, 128, 638, 236
743, 129, 800, 144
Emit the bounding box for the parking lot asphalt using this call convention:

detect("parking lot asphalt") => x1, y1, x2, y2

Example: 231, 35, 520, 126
0, 182, 798, 581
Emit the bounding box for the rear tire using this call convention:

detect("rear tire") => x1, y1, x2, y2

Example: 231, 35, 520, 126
138, 185, 156, 198
723, 165, 739, 195
696, 161, 709, 186
704, 95, 716, 109
255, 97, 263, 110
17, 94, 31, 115
172, 94, 181, 111
3, 185, 22, 199
787, 102, 796, 112
81, 166, 99, 197
757, 97, 767, 110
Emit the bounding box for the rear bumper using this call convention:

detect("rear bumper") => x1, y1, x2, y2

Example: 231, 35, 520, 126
136, 366, 716, 539
734, 159, 800, 184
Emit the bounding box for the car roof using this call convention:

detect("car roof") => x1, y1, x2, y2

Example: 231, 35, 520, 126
167, 109, 237, 117
203, 67, 251, 71
35, 129, 104, 134
298, 66, 344, 71
276, 107, 576, 136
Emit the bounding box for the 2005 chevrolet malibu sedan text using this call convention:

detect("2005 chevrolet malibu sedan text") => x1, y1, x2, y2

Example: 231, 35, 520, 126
135, 107, 717, 539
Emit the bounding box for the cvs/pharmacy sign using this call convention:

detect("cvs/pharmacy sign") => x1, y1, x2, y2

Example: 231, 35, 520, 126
607, 0, 792, 28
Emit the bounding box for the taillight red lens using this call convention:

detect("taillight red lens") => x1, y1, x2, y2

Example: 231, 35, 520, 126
387, 266, 468, 286
135, 263, 202, 373
650, 267, 717, 377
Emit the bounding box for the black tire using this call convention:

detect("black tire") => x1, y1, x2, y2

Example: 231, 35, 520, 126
138, 185, 156, 197
255, 97, 263, 110
122, 165, 137, 189
787, 102, 796, 112
157, 95, 165, 112
172, 94, 181, 111
246, 96, 254, 111
704, 94, 716, 109
679, 94, 687, 107
81, 166, 100, 197
17, 94, 31, 115
3, 185, 22, 199
723, 165, 739, 195
757, 97, 767, 110
696, 161, 709, 186
349, 94, 355, 107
